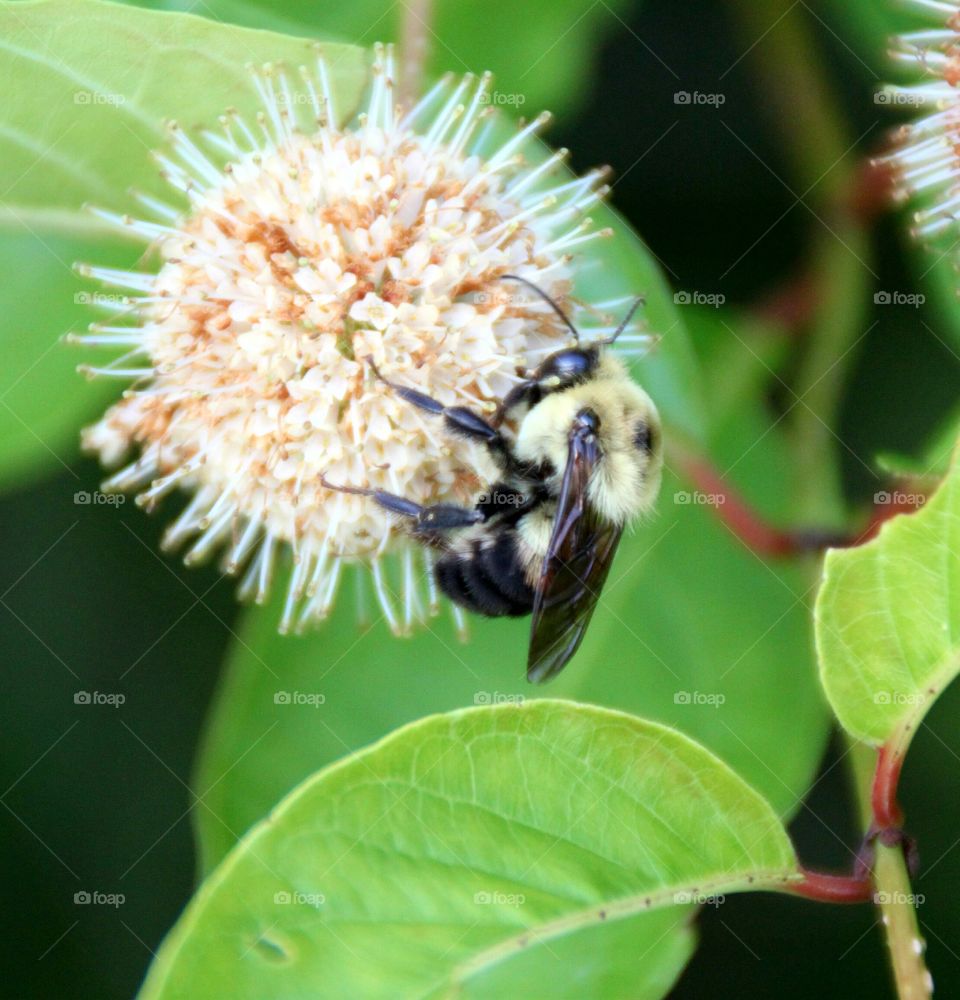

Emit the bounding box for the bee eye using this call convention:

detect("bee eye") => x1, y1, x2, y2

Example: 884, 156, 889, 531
633, 421, 655, 454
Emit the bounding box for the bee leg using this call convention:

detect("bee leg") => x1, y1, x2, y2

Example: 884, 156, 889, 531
492, 380, 540, 426
320, 476, 483, 536
365, 357, 518, 473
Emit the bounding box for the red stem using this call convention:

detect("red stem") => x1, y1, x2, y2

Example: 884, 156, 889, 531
788, 867, 874, 904
872, 744, 905, 831
754, 273, 819, 331
679, 456, 855, 556
678, 455, 929, 559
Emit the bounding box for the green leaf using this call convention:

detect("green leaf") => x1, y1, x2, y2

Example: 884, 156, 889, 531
146, 701, 798, 999
815, 1, 899, 78
123, 0, 635, 118
682, 304, 791, 429
0, 0, 368, 484
876, 404, 960, 482
577, 201, 706, 445
0, 0, 368, 230
0, 229, 125, 488
915, 246, 960, 353
816, 441, 960, 749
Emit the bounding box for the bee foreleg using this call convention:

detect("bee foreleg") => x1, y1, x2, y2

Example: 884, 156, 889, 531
366, 356, 518, 474
493, 380, 540, 426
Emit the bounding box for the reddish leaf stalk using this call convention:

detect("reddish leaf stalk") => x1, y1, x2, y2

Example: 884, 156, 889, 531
789, 867, 874, 904
678, 455, 929, 559
679, 455, 856, 556
872, 744, 905, 831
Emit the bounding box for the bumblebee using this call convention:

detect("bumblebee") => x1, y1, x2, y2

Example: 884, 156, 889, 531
324, 277, 663, 682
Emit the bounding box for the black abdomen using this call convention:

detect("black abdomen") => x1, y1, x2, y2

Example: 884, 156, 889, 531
435, 532, 535, 618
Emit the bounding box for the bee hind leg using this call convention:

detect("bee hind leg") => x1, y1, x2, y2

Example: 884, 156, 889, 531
320, 476, 483, 537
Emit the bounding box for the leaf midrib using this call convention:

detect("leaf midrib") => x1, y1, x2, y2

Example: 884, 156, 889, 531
436, 867, 799, 1000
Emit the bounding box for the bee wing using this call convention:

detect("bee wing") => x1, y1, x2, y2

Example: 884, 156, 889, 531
527, 422, 624, 684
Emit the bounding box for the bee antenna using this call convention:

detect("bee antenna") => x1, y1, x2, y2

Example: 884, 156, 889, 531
500, 274, 581, 343
604, 295, 646, 346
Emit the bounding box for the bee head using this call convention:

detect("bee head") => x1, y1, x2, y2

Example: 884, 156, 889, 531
514, 354, 663, 525
533, 345, 601, 393
499, 273, 648, 408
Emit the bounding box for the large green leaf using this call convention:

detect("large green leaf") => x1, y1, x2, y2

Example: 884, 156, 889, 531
576, 200, 706, 445
0, 0, 369, 486
127, 0, 634, 118
145, 701, 798, 999
680, 304, 791, 428
0, 229, 127, 488
816, 1, 899, 78
816, 440, 960, 749
0, 0, 368, 230
915, 244, 960, 353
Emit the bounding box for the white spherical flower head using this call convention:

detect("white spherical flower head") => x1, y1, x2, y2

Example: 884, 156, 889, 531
882, 1, 960, 238
76, 45, 647, 635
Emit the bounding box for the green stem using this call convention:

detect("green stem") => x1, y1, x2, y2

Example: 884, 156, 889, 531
849, 743, 932, 1000
789, 232, 871, 523
727, 0, 872, 524
399, 0, 433, 104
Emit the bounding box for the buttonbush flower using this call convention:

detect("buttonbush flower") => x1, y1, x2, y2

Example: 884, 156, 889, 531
882, 1, 960, 238
75, 45, 648, 634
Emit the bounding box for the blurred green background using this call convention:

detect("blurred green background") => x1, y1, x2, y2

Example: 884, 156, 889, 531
1, 0, 959, 997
